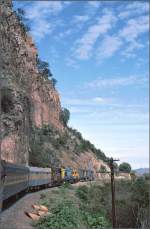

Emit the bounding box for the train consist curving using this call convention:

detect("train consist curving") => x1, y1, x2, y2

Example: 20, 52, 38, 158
0, 160, 94, 206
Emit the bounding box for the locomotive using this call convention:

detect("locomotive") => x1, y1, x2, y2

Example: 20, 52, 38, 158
0, 160, 94, 209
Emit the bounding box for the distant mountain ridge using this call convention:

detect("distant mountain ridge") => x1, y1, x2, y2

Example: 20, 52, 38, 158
134, 168, 149, 175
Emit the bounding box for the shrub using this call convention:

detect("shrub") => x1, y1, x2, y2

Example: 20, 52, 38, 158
76, 186, 89, 201
99, 165, 107, 173
36, 58, 53, 79
60, 108, 70, 126
51, 78, 57, 88
42, 124, 53, 135
35, 200, 81, 229
119, 162, 131, 173
82, 211, 111, 229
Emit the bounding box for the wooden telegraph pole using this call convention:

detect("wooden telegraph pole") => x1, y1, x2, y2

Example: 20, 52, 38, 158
0, 80, 2, 213
108, 158, 119, 228
99, 157, 119, 228
0, 2, 2, 213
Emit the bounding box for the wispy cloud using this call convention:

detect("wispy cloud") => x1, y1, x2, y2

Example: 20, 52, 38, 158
72, 3, 149, 63
87, 75, 148, 88
25, 1, 66, 40
96, 35, 122, 61
27, 1, 63, 19
88, 1, 101, 8
62, 97, 111, 106
121, 40, 144, 58
65, 57, 79, 69
73, 15, 90, 23
96, 13, 149, 62
118, 1, 149, 19
74, 10, 117, 60
119, 15, 149, 42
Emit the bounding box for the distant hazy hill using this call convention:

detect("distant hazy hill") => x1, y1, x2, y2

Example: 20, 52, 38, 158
134, 168, 149, 175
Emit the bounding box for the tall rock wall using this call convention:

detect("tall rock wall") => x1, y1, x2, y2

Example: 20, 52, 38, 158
0, 0, 63, 164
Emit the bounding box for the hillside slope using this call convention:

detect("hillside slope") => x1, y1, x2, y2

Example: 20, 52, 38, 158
0, 0, 109, 176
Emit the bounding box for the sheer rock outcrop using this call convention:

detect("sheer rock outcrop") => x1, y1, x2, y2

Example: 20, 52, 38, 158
0, 0, 63, 164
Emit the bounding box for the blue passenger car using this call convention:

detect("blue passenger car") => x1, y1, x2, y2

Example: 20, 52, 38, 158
29, 166, 51, 188
2, 161, 29, 201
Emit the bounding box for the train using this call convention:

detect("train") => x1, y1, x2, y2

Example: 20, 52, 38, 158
0, 160, 94, 207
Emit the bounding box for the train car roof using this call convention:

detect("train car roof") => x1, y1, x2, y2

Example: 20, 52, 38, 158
2, 160, 29, 171
28, 166, 51, 172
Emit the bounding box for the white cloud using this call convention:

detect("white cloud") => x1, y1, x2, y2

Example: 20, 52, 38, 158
31, 19, 53, 40
58, 29, 73, 39
119, 15, 149, 41
62, 97, 111, 106
68, 107, 91, 114
65, 57, 79, 69
73, 15, 90, 23
88, 1, 101, 8
93, 97, 105, 103
72, 5, 148, 62
25, 1, 65, 40
121, 40, 144, 58
27, 1, 63, 20
96, 35, 122, 61
118, 1, 149, 19
96, 13, 148, 61
94, 13, 148, 61
75, 11, 117, 59
87, 75, 148, 88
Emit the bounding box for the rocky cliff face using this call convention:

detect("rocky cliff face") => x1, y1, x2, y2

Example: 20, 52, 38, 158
0, 0, 109, 176
0, 0, 63, 164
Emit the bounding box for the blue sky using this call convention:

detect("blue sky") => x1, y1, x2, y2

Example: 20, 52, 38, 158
13, 1, 149, 169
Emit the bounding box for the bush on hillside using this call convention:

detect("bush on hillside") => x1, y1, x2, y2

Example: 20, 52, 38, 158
36, 58, 53, 79
75, 185, 89, 201
119, 162, 131, 173
51, 78, 57, 88
35, 200, 81, 229
60, 108, 70, 126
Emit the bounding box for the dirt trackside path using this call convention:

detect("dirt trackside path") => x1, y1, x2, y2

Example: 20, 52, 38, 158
0, 187, 59, 229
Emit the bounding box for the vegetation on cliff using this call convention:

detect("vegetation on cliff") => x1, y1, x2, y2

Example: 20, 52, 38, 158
29, 124, 108, 168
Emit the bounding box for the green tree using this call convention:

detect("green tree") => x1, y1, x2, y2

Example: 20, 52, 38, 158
60, 108, 70, 126
119, 162, 131, 173
36, 58, 53, 79
51, 78, 57, 88
15, 8, 30, 33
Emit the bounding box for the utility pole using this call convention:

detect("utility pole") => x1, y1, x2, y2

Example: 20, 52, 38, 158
0, 80, 2, 213
99, 157, 119, 228
108, 158, 119, 228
